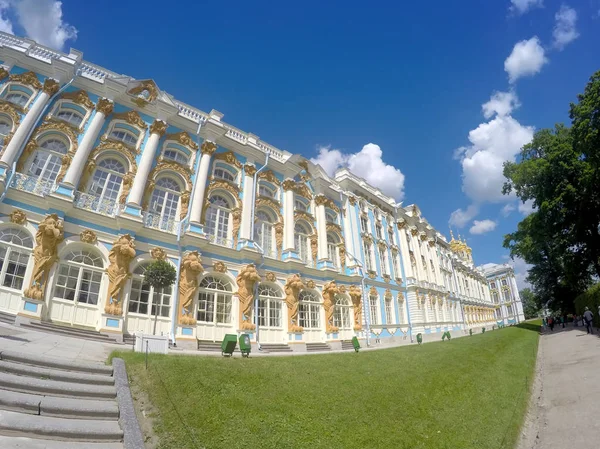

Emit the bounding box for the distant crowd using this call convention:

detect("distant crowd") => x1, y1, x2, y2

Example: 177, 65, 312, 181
543, 306, 598, 335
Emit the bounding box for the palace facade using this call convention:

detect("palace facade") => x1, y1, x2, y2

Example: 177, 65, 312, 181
480, 263, 525, 325
0, 33, 508, 350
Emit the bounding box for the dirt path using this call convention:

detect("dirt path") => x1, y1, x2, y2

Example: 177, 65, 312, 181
518, 324, 600, 448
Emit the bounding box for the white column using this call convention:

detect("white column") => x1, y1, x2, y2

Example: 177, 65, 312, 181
189, 141, 216, 226
397, 225, 413, 279
342, 197, 355, 259
61, 99, 113, 189
412, 234, 426, 281
282, 181, 295, 251
239, 164, 255, 242
0, 78, 59, 170
126, 119, 166, 209
315, 195, 328, 261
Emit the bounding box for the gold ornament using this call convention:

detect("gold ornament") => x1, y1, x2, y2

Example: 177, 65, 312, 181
258, 170, 281, 185
244, 164, 257, 176
322, 281, 340, 333
213, 150, 243, 169
285, 274, 305, 333
79, 229, 97, 244
265, 271, 277, 282
60, 90, 94, 109
96, 98, 114, 116
306, 279, 316, 289
201, 141, 217, 155
149, 119, 167, 136
165, 131, 199, 150
9, 209, 27, 225
42, 78, 60, 96
178, 251, 204, 325
150, 247, 167, 260
213, 261, 227, 273
9, 71, 42, 89
112, 110, 147, 130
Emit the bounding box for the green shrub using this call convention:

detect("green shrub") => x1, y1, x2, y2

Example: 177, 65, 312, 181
574, 284, 600, 321
143, 259, 177, 290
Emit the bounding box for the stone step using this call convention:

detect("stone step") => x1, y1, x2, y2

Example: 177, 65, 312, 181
0, 409, 123, 442
0, 311, 15, 325
0, 360, 114, 385
197, 341, 223, 352
20, 321, 117, 344
259, 344, 293, 353
0, 350, 113, 376
0, 372, 116, 400
306, 343, 331, 352
0, 389, 119, 419
341, 341, 355, 350
0, 435, 123, 449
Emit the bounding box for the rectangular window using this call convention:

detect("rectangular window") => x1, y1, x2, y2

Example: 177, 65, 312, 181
360, 216, 368, 233
0, 248, 28, 290
150, 286, 172, 318
501, 279, 507, 286
215, 293, 232, 323
392, 254, 400, 279
363, 241, 373, 271
379, 249, 387, 275
327, 243, 338, 267
388, 229, 394, 244
385, 298, 394, 324
196, 292, 214, 322
369, 295, 379, 325
398, 300, 405, 324
490, 281, 496, 289
299, 303, 320, 328
129, 279, 150, 314
376, 224, 383, 239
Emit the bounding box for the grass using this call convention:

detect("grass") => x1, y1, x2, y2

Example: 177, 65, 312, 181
112, 321, 540, 449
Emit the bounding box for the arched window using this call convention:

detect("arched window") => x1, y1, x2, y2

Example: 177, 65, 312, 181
2, 84, 33, 108
294, 222, 311, 263
333, 294, 351, 329
294, 197, 308, 212
128, 263, 172, 317
147, 177, 181, 231
369, 293, 379, 325
326, 211, 337, 224
257, 283, 283, 328
213, 167, 235, 182
385, 296, 395, 324
0, 117, 12, 140
27, 137, 69, 184
110, 128, 138, 146
0, 227, 33, 290
299, 290, 320, 329
258, 183, 276, 199
163, 148, 189, 165
197, 275, 233, 324
205, 194, 232, 246
326, 232, 339, 267
254, 210, 275, 257
88, 158, 125, 212
53, 249, 104, 305
56, 106, 84, 127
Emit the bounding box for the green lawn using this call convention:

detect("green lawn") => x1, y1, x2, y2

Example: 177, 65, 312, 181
113, 322, 540, 449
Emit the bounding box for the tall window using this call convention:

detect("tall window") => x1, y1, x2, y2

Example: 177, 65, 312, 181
295, 222, 311, 263
503, 289, 511, 302
490, 281, 496, 289
148, 178, 181, 231
326, 233, 339, 267
507, 305, 513, 316
378, 248, 387, 275
430, 260, 436, 283
295, 197, 308, 212
53, 249, 104, 305
27, 138, 68, 183
333, 294, 352, 329
258, 183, 276, 199
369, 294, 379, 325
375, 224, 383, 239
0, 227, 33, 290
213, 167, 235, 182
299, 290, 320, 329
496, 308, 502, 319
384, 297, 394, 324
360, 216, 368, 233
197, 276, 233, 324
254, 210, 275, 257
388, 228, 394, 244
363, 241, 373, 271
128, 263, 172, 317
205, 194, 232, 245
392, 254, 400, 280
88, 158, 125, 209
398, 299, 405, 324
257, 284, 283, 328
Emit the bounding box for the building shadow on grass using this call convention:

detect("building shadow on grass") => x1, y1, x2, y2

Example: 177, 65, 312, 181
515, 322, 542, 333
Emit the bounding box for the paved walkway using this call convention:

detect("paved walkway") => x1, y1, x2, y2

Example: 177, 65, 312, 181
520, 324, 600, 448
0, 322, 121, 363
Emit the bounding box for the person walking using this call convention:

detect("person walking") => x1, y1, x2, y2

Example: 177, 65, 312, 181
583, 307, 594, 334
560, 315, 565, 329
548, 316, 554, 332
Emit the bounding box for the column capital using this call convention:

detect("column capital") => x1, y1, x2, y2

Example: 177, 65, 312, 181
149, 119, 167, 137
244, 164, 257, 176
0, 67, 8, 81
96, 98, 114, 115
282, 179, 296, 191
42, 78, 60, 96
314, 194, 329, 207
201, 141, 217, 155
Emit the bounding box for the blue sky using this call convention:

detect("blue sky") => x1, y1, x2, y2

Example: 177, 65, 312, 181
1, 0, 598, 286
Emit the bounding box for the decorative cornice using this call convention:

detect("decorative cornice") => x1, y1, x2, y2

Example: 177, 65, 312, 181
9, 71, 42, 89
258, 170, 280, 186
165, 131, 198, 150
42, 78, 60, 96
80, 229, 97, 244
294, 210, 314, 223
112, 110, 147, 130
128, 80, 159, 107
9, 209, 27, 225
213, 151, 243, 169
256, 196, 282, 221
96, 98, 114, 115
149, 119, 167, 136
0, 67, 8, 80
59, 90, 94, 109
201, 141, 217, 155
315, 194, 340, 213
150, 160, 193, 188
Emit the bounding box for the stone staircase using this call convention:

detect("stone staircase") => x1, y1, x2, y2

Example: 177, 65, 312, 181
0, 350, 125, 448
341, 340, 356, 351
306, 342, 331, 352
0, 311, 15, 325
259, 343, 293, 353
19, 320, 122, 344
197, 340, 223, 352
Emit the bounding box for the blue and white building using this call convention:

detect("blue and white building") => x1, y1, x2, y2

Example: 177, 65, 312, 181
0, 33, 498, 350
480, 263, 525, 325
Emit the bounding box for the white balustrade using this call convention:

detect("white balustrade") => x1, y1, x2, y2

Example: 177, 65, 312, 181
73, 191, 119, 216
10, 173, 53, 196
142, 212, 178, 234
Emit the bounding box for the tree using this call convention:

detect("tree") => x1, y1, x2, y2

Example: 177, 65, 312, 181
143, 259, 177, 335
520, 288, 542, 319
502, 70, 600, 309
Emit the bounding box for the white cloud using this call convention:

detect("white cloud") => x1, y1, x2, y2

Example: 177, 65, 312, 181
449, 204, 479, 228
470, 219, 497, 235
311, 143, 406, 201
504, 255, 532, 290
482, 91, 520, 119
504, 37, 548, 83
501, 203, 516, 217
518, 199, 536, 216
553, 5, 579, 50
0, 1, 77, 50
510, 0, 543, 15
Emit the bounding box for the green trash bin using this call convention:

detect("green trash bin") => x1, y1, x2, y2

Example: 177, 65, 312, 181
482, 327, 486, 334
221, 334, 237, 356
469, 329, 473, 336
351, 336, 360, 353
446, 332, 451, 340
239, 334, 251, 358
416, 333, 423, 345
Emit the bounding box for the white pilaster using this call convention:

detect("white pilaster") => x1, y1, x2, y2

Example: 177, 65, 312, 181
61, 99, 113, 190
342, 198, 355, 260
188, 142, 216, 228
397, 226, 413, 279
282, 182, 295, 250
126, 120, 166, 210
315, 197, 328, 260
239, 164, 255, 243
